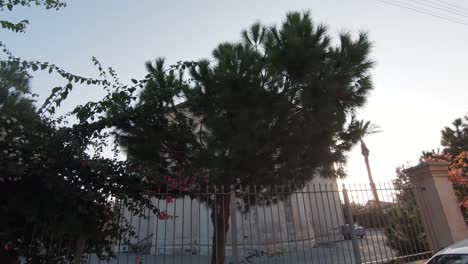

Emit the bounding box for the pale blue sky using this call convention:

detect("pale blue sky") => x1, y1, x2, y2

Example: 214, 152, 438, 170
2, 0, 467, 183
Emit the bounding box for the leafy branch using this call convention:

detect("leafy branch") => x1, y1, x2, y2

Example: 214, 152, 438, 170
0, 19, 28, 33
0, 0, 66, 10
0, 0, 66, 33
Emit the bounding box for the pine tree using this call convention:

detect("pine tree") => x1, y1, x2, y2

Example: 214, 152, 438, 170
441, 115, 468, 156
118, 11, 375, 263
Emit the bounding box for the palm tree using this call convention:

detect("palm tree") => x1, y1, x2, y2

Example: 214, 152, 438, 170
356, 120, 382, 209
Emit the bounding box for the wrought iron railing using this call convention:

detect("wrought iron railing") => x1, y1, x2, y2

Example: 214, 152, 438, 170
13, 182, 435, 264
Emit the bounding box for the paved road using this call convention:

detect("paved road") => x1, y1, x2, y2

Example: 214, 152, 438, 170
87, 230, 397, 264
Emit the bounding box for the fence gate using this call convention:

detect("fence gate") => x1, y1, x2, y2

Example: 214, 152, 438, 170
15, 182, 436, 264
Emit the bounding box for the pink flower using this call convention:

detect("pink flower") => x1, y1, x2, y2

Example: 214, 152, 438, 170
166, 196, 174, 203
4, 242, 13, 252
183, 176, 190, 185
158, 211, 169, 220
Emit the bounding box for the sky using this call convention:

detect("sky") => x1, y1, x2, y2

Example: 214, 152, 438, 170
2, 0, 467, 184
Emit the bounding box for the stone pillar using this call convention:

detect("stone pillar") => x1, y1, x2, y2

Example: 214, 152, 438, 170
405, 162, 468, 250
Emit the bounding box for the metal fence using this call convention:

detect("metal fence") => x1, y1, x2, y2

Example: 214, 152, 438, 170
78, 182, 433, 264
15, 182, 436, 264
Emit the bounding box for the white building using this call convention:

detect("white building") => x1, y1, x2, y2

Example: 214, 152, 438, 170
122, 177, 344, 257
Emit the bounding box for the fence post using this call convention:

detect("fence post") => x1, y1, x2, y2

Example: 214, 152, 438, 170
342, 184, 361, 264
230, 186, 239, 264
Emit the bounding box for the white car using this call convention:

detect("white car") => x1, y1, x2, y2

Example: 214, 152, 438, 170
426, 239, 468, 264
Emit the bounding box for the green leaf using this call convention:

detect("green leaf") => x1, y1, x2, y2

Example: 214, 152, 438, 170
61, 90, 69, 99
48, 106, 55, 115
131, 79, 138, 84
31, 64, 38, 71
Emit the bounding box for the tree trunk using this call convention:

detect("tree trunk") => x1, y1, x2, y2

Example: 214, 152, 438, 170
361, 140, 381, 210
210, 192, 231, 264
74, 234, 86, 264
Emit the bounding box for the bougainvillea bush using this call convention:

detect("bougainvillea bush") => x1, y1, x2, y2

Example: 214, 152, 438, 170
448, 151, 468, 218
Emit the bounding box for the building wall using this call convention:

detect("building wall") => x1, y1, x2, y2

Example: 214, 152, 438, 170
121, 177, 344, 256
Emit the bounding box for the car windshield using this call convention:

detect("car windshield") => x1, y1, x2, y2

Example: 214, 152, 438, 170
428, 255, 468, 264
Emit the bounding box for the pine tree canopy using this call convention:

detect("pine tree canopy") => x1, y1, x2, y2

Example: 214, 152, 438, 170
115, 11, 375, 188
441, 115, 468, 156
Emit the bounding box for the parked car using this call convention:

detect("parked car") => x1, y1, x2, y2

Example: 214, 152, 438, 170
425, 239, 468, 264
340, 224, 366, 239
